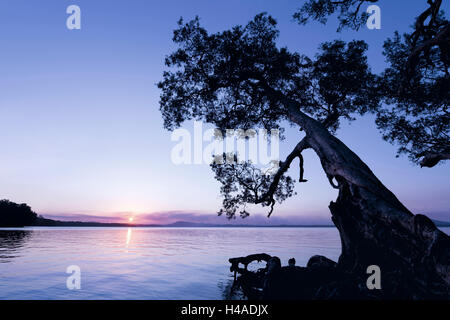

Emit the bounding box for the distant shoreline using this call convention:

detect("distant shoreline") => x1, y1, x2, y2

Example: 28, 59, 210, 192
17, 216, 332, 228
0, 216, 339, 228
29, 221, 337, 228
1, 218, 449, 229
1, 215, 449, 229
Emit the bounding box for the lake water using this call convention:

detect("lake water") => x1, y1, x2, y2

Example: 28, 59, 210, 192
0, 227, 448, 300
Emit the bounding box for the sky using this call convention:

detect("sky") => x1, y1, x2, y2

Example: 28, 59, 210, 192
0, 0, 449, 225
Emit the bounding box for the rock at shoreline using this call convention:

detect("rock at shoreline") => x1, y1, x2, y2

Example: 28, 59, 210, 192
229, 243, 449, 299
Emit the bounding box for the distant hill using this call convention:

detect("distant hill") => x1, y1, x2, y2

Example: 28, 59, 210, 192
28, 217, 450, 228
31, 217, 334, 228
33, 216, 158, 227
433, 219, 450, 227
3, 214, 447, 229
33, 217, 197, 227
2, 198, 447, 229
164, 221, 335, 228
0, 199, 37, 227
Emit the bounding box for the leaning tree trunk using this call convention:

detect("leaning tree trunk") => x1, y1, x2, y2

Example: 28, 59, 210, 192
288, 105, 450, 299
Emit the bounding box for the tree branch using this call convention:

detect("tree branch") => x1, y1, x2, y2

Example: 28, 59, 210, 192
255, 137, 311, 211
419, 150, 450, 167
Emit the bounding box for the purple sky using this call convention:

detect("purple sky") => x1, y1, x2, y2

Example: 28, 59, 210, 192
0, 0, 449, 225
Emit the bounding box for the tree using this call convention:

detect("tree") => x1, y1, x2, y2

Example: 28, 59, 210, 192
0, 199, 37, 227
293, 0, 376, 31
158, 13, 449, 298
294, 0, 450, 167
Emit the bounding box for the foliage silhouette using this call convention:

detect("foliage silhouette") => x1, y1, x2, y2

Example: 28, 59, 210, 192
295, 0, 449, 167
0, 199, 37, 227
158, 13, 379, 217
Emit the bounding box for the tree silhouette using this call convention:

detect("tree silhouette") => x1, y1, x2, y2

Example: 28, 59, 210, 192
159, 14, 379, 218
0, 199, 37, 227
293, 0, 375, 31
159, 13, 449, 298
295, 0, 449, 167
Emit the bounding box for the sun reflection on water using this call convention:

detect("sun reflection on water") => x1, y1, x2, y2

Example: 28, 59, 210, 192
126, 228, 132, 246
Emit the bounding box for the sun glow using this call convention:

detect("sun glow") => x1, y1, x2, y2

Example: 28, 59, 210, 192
129, 217, 134, 223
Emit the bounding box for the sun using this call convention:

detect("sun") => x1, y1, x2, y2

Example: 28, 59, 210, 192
128, 217, 134, 223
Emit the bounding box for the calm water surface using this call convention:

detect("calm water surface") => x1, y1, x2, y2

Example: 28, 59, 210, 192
0, 227, 448, 299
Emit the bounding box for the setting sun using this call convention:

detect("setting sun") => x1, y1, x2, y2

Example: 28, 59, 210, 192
129, 217, 134, 223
